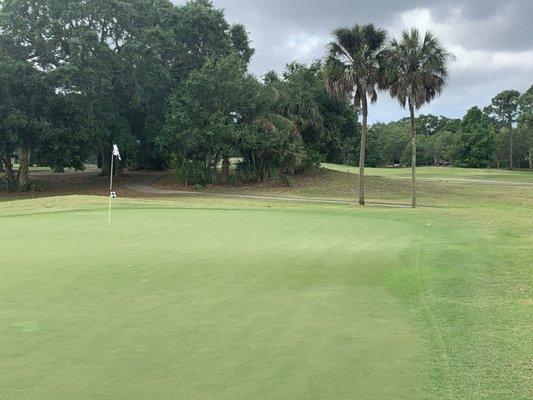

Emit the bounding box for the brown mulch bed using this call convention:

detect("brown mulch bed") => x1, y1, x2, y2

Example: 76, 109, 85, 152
153, 168, 333, 192
0, 170, 162, 200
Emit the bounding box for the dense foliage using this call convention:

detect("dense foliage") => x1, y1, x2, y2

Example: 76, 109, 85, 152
163, 57, 359, 185
0, 0, 530, 192
0, 0, 358, 190
358, 94, 532, 170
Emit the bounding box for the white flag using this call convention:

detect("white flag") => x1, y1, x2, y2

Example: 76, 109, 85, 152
113, 144, 121, 160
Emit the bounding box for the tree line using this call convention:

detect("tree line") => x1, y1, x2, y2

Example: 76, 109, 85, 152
0, 0, 531, 208
359, 90, 532, 170
0, 0, 356, 191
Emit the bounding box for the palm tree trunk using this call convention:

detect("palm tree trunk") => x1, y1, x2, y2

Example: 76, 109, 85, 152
17, 146, 30, 190
221, 157, 230, 184
409, 103, 417, 208
359, 96, 368, 206
509, 123, 514, 171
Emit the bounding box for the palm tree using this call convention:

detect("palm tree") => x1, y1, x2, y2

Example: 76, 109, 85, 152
384, 29, 453, 207
325, 24, 388, 206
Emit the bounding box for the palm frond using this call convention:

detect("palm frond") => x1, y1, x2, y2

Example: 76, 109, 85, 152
384, 28, 453, 110
324, 24, 388, 108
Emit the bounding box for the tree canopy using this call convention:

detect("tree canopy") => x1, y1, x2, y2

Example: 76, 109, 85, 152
0, 2, 531, 193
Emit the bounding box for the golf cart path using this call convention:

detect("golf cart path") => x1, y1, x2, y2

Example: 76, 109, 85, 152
123, 173, 412, 208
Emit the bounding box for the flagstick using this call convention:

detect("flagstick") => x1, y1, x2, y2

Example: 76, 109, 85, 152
108, 147, 114, 224
108, 195, 112, 224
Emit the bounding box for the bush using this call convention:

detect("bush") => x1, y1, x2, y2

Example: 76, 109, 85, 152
299, 145, 323, 171
173, 155, 213, 186
282, 175, 294, 187
227, 174, 243, 187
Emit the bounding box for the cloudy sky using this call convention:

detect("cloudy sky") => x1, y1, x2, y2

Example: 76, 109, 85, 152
174, 0, 533, 123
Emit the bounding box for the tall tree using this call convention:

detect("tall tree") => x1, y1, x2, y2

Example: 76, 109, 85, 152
164, 55, 255, 185
0, 53, 20, 190
0, 49, 54, 190
485, 90, 521, 170
518, 85, 532, 168
260, 62, 358, 168
126, 0, 253, 170
0, 0, 138, 176
454, 107, 496, 168
384, 28, 453, 207
324, 24, 388, 205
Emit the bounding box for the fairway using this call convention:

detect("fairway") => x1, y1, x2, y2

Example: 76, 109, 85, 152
1, 198, 531, 399
323, 163, 533, 184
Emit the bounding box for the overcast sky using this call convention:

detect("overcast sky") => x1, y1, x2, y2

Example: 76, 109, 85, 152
173, 0, 533, 123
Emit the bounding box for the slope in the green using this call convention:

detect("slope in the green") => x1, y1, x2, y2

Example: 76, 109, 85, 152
1, 199, 531, 399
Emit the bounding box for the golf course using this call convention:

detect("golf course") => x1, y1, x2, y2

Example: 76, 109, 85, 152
1, 0, 532, 398
1, 166, 531, 399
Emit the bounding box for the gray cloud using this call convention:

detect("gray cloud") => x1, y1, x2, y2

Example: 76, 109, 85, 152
173, 0, 533, 122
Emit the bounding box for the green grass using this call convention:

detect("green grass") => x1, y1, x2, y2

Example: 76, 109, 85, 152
323, 163, 533, 184
167, 167, 533, 209
1, 169, 532, 399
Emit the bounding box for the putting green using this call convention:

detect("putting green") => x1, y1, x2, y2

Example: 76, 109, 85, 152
1, 201, 530, 399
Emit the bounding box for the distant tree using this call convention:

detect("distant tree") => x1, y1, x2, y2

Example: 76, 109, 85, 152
492, 128, 510, 169
432, 131, 458, 164
454, 107, 496, 168
415, 114, 441, 136
325, 24, 388, 205
439, 116, 462, 134
414, 114, 461, 137
414, 134, 438, 166
384, 28, 453, 207
485, 90, 521, 170
371, 122, 410, 166
518, 85, 532, 168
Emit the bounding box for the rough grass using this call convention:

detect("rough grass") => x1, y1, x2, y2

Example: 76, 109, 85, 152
0, 167, 532, 399
155, 168, 445, 203
155, 166, 533, 209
